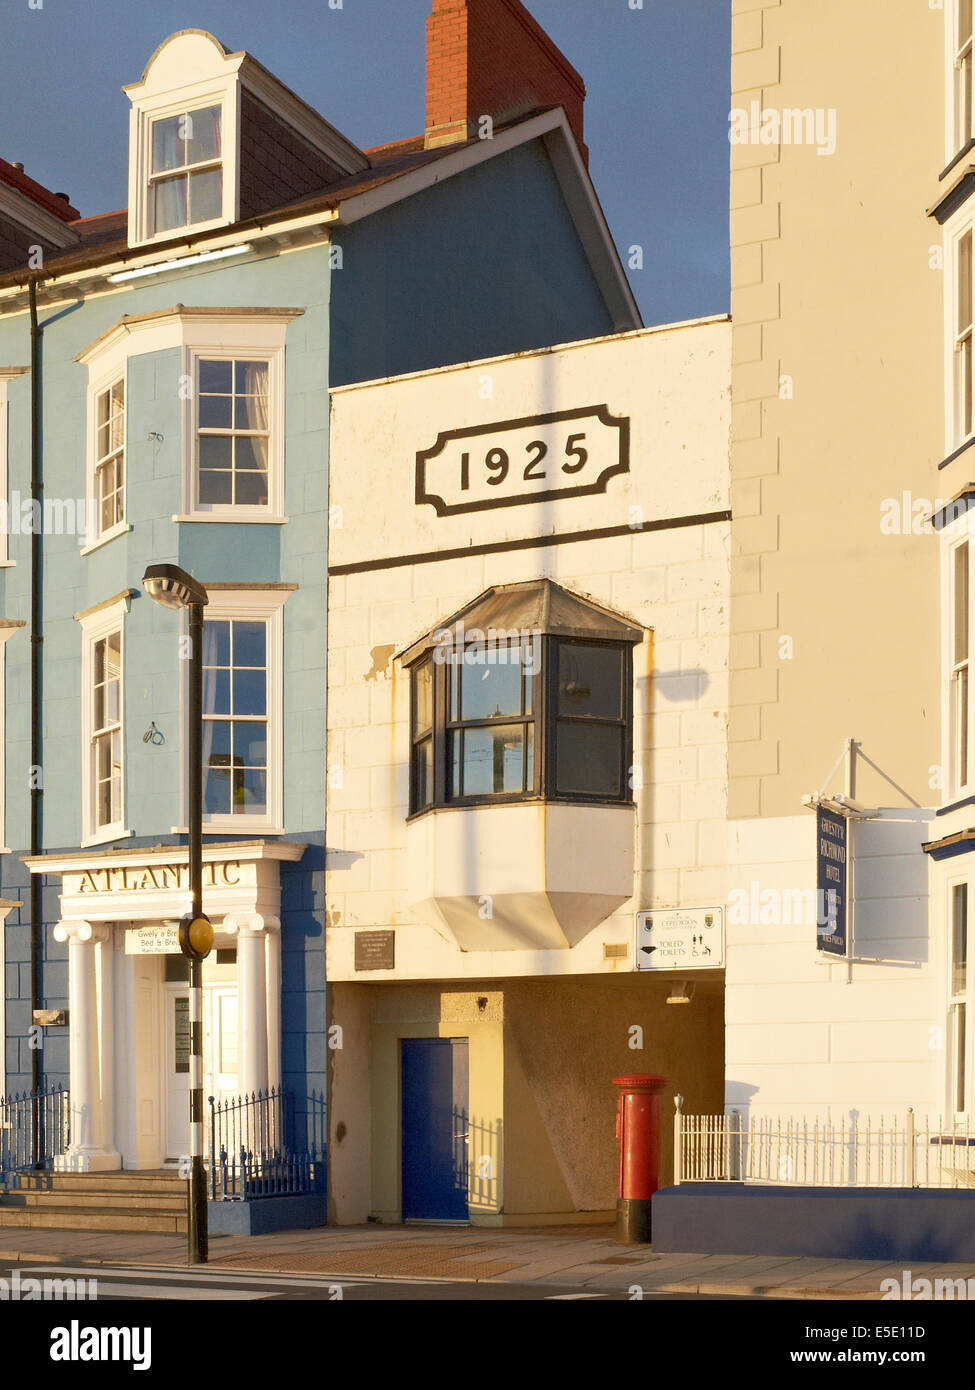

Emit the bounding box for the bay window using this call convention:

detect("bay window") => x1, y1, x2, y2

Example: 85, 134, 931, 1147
405, 582, 639, 816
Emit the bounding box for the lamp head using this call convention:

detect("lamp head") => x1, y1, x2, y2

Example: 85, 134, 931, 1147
142, 563, 208, 611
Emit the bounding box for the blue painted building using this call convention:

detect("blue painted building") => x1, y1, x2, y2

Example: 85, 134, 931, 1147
0, 7, 638, 1192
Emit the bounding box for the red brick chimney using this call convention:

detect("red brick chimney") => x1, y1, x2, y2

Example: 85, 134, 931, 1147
424, 0, 587, 161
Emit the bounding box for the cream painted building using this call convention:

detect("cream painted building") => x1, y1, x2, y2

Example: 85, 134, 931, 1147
724, 1, 954, 1125
325, 321, 731, 1224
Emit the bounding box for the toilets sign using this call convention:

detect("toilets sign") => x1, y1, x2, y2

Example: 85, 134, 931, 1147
635, 907, 725, 970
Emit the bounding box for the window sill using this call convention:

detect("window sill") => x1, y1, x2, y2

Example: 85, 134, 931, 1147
79, 522, 132, 557
170, 823, 285, 836
0, 559, 14, 568
172, 513, 289, 525
406, 796, 635, 824
80, 827, 133, 849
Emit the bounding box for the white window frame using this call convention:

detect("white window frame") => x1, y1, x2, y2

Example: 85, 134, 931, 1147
947, 873, 973, 1119
945, 215, 975, 454
950, 0, 975, 160
128, 81, 240, 249
78, 594, 132, 847
183, 343, 285, 521
82, 361, 129, 554
0, 368, 28, 568
950, 534, 971, 796
179, 588, 290, 835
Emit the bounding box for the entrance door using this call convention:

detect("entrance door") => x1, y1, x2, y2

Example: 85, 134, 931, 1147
164, 970, 239, 1164
401, 1038, 469, 1221
164, 983, 191, 1162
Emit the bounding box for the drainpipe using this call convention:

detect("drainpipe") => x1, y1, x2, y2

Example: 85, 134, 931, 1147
28, 276, 42, 1116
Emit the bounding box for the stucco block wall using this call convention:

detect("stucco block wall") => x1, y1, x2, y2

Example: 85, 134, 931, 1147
728, 0, 943, 819
725, 812, 938, 1119
326, 322, 732, 984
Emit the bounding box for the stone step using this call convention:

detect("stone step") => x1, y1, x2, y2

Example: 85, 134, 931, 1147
0, 1205, 186, 1234
14, 1171, 186, 1196
4, 1189, 187, 1212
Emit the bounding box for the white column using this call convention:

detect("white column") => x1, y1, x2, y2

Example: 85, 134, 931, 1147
265, 919, 282, 1096
233, 916, 270, 1097
52, 920, 119, 1171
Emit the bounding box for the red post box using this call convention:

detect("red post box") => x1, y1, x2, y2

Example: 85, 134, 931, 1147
613, 1073, 668, 1243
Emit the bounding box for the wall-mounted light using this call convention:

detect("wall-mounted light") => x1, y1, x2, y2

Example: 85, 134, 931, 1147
666, 981, 695, 1005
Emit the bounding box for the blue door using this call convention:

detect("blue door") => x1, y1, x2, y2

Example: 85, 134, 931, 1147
401, 1038, 469, 1221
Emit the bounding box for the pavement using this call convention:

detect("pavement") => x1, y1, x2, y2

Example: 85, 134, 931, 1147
0, 1222, 971, 1298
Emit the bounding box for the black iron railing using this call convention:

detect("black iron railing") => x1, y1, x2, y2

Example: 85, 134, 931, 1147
0, 1084, 70, 1184
207, 1087, 325, 1200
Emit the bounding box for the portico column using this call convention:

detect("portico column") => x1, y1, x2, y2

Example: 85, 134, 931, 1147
265, 919, 282, 1096
230, 916, 270, 1096
52, 920, 119, 1171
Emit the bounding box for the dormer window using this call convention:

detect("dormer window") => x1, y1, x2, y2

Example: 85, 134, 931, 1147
149, 106, 222, 235
123, 30, 369, 251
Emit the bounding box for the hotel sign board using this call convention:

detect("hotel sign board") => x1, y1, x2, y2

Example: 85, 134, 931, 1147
125, 924, 181, 955
816, 807, 848, 956
635, 907, 724, 970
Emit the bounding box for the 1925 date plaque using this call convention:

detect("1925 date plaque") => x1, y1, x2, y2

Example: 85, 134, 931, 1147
354, 929, 395, 971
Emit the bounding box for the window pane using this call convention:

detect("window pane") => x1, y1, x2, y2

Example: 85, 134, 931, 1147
204, 765, 232, 815
235, 767, 267, 813
199, 360, 233, 394
205, 720, 232, 765
234, 722, 267, 768
955, 1003, 968, 1113
233, 669, 266, 717
204, 667, 231, 716
458, 648, 524, 720
200, 469, 233, 506
199, 438, 233, 476
461, 725, 525, 796
189, 167, 222, 222
235, 468, 269, 507
235, 434, 269, 473
961, 233, 973, 333
203, 620, 231, 668
234, 622, 266, 669
953, 882, 969, 996
151, 116, 183, 172
199, 394, 233, 429
959, 665, 969, 788
413, 661, 433, 736
558, 643, 623, 720
186, 106, 221, 164
151, 175, 186, 233
414, 738, 433, 809
556, 722, 623, 797
235, 359, 269, 403
962, 0, 973, 45
956, 543, 970, 664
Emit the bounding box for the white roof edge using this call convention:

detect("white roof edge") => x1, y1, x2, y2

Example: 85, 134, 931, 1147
333, 108, 643, 333
330, 313, 731, 396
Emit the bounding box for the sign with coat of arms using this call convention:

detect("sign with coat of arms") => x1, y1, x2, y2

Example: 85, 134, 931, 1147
635, 907, 725, 970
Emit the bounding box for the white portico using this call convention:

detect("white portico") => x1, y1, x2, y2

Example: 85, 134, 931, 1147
24, 840, 304, 1172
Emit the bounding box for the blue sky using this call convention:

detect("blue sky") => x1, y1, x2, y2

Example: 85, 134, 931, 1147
0, 0, 730, 326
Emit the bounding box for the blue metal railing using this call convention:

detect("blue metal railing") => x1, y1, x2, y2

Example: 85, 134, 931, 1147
207, 1087, 326, 1201
0, 1084, 70, 1185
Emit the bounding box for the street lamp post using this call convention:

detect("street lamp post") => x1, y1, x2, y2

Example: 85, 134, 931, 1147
142, 563, 212, 1265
